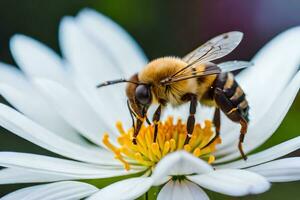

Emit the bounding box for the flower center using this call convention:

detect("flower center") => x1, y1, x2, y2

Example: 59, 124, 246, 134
103, 116, 221, 171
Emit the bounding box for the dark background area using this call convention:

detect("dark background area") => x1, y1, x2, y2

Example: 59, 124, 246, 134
0, 0, 299, 199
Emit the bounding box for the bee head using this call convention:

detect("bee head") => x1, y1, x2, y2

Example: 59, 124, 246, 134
123, 74, 150, 119
135, 84, 152, 106
97, 74, 151, 120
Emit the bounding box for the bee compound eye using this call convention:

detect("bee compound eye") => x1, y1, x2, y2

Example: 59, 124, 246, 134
135, 85, 151, 105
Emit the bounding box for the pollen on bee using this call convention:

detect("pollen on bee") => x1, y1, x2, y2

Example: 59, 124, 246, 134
102, 116, 221, 171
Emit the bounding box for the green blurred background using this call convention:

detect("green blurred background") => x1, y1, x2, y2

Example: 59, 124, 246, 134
0, 0, 299, 199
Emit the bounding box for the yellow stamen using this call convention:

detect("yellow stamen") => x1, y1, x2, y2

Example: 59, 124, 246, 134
103, 116, 221, 171
102, 133, 118, 153
152, 143, 162, 158
135, 152, 153, 166
170, 139, 177, 152
184, 144, 191, 152
177, 134, 187, 150
193, 147, 201, 157
162, 141, 170, 156
116, 121, 126, 135
208, 155, 216, 164
115, 150, 130, 171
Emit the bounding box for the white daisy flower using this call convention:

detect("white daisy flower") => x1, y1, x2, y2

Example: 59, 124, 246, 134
0, 9, 300, 200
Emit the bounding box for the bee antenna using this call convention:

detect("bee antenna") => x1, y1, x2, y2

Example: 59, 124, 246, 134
96, 79, 142, 88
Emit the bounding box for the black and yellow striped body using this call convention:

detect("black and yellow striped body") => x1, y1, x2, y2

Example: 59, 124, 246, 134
196, 71, 249, 159
200, 72, 249, 123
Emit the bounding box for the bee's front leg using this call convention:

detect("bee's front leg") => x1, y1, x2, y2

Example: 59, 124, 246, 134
131, 106, 149, 145
127, 100, 136, 132
133, 118, 143, 144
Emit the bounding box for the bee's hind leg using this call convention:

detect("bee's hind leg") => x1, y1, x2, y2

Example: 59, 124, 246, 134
238, 117, 248, 160
213, 87, 249, 160
201, 108, 220, 149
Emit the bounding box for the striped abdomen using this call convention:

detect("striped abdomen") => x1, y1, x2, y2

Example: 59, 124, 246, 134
213, 72, 249, 122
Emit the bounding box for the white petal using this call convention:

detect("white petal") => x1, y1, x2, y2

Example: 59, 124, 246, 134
71, 72, 130, 130
76, 8, 147, 76
162, 104, 189, 122
248, 157, 300, 182
0, 152, 137, 179
0, 84, 84, 144
33, 79, 117, 147
219, 27, 300, 149
59, 16, 121, 86
0, 103, 120, 165
26, 181, 98, 200
87, 177, 153, 200
216, 70, 300, 162
157, 181, 174, 200
1, 181, 98, 200
238, 26, 300, 120
187, 169, 270, 196
0, 63, 82, 143
59, 17, 129, 129
152, 151, 213, 185
1, 185, 44, 200
10, 34, 70, 87
158, 180, 210, 200
0, 168, 74, 184
0, 62, 29, 90
185, 181, 210, 200
244, 70, 300, 150
216, 136, 300, 169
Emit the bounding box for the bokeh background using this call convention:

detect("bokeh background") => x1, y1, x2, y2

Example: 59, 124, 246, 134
0, 0, 299, 199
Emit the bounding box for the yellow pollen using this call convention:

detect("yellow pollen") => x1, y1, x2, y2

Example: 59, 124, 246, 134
103, 116, 221, 170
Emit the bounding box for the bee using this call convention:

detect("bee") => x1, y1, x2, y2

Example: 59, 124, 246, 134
97, 32, 252, 160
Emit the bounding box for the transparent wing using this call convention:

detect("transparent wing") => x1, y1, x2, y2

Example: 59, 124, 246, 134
169, 32, 244, 80
218, 60, 253, 73
183, 31, 244, 64
160, 64, 221, 85
160, 61, 252, 85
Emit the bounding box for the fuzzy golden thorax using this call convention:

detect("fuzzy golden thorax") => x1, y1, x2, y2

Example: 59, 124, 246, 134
197, 74, 218, 107
138, 57, 197, 106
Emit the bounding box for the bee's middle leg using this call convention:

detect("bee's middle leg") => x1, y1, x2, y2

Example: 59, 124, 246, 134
185, 94, 198, 143
152, 104, 162, 142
